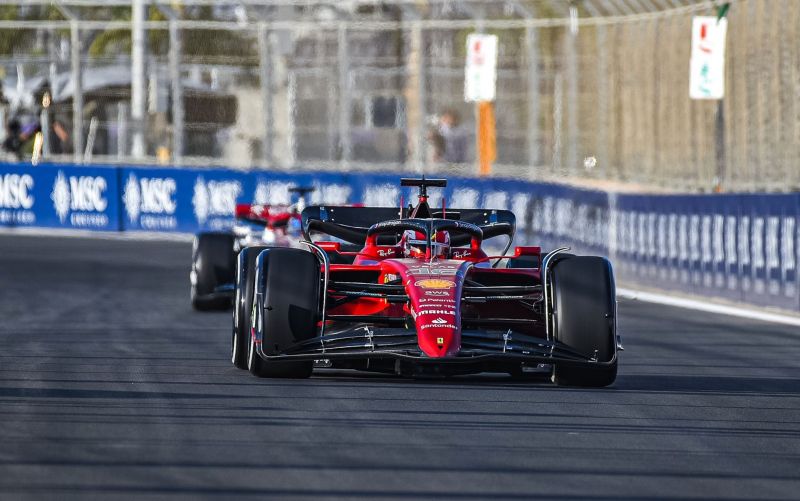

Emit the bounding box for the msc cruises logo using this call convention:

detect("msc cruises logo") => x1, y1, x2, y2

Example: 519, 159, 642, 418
0, 173, 34, 209
51, 170, 108, 224
122, 173, 177, 227
51, 171, 70, 222
123, 173, 141, 222
192, 176, 241, 225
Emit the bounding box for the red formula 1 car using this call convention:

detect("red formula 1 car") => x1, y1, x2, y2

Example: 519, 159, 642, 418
231, 178, 620, 386
190, 186, 314, 310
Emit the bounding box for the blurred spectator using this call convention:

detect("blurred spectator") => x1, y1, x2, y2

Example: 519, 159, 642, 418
426, 125, 445, 163
438, 109, 468, 164
2, 115, 72, 161
49, 119, 71, 155
3, 118, 25, 160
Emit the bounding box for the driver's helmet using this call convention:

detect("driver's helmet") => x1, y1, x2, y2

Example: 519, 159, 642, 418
401, 229, 450, 258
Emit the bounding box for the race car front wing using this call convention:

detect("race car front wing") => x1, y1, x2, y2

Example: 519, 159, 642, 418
259, 324, 611, 368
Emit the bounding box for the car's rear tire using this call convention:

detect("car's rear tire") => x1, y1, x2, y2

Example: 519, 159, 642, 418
191, 233, 235, 311
550, 256, 617, 387
247, 248, 318, 378
231, 245, 270, 369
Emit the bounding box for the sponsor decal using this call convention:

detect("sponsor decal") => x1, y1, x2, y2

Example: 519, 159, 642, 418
450, 188, 478, 209
373, 219, 426, 233
431, 317, 448, 325
420, 323, 457, 329
418, 297, 456, 303
483, 191, 508, 211
0, 172, 35, 224
416, 309, 455, 316
123, 173, 177, 230
452, 250, 471, 259
766, 216, 779, 271
424, 290, 451, 297
51, 171, 70, 222
123, 174, 141, 222
382, 273, 399, 283
512, 193, 530, 228
377, 248, 395, 257
415, 279, 455, 289
192, 178, 209, 224
50, 170, 109, 227
0, 173, 34, 209
363, 183, 400, 207
192, 176, 242, 226
408, 265, 459, 276
254, 180, 292, 205
316, 184, 351, 205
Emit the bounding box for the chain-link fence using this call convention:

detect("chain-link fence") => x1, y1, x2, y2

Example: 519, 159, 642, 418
0, 0, 795, 192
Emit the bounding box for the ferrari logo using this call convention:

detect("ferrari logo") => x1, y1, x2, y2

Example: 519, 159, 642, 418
415, 279, 455, 289
436, 337, 444, 345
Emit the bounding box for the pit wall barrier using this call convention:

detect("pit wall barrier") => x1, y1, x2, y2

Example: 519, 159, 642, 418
1, 162, 797, 313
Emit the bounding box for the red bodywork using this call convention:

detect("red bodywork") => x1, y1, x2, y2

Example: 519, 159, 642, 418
236, 203, 295, 230
324, 241, 542, 358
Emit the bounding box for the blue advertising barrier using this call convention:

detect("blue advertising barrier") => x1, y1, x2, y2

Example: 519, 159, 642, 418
1, 161, 798, 312
0, 163, 120, 231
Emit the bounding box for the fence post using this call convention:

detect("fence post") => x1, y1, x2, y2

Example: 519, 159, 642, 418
565, 23, 578, 176
525, 23, 539, 177
412, 22, 426, 173
70, 20, 83, 164
169, 20, 184, 163
553, 72, 563, 172
337, 23, 351, 168
596, 25, 609, 180
117, 102, 127, 158
257, 22, 272, 166
131, 0, 146, 159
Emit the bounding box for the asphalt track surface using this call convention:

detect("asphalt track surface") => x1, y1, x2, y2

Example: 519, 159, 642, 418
1, 234, 799, 501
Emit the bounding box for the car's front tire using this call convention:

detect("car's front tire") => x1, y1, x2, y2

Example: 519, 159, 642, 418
549, 255, 617, 387
191, 233, 235, 311
231, 246, 270, 369
247, 248, 318, 378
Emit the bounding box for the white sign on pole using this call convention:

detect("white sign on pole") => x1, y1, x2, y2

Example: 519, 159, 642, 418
689, 16, 728, 100
464, 33, 498, 102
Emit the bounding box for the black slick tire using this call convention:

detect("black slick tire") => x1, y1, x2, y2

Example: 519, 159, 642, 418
550, 256, 617, 387
231, 246, 270, 369
191, 233, 235, 311
247, 248, 318, 378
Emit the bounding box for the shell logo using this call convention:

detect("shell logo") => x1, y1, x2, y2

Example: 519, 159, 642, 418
415, 279, 455, 289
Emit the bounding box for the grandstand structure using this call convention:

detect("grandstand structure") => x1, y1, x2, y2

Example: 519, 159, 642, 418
0, 0, 793, 192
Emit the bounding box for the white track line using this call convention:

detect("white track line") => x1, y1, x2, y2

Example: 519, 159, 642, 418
0, 227, 193, 242
617, 287, 800, 327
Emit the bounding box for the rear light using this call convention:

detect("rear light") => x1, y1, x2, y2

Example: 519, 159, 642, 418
514, 246, 541, 258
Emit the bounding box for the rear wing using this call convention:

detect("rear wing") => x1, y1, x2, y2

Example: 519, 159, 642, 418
301, 205, 515, 246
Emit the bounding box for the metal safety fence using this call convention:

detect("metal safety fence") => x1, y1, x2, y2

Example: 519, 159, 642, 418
0, 0, 797, 192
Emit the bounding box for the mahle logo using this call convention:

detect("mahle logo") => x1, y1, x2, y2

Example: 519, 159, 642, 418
0, 173, 34, 209
51, 170, 108, 223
